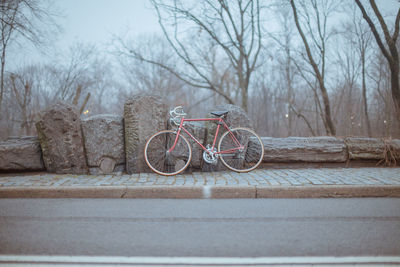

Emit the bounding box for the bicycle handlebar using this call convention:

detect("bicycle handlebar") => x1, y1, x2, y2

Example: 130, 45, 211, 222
170, 106, 187, 118
169, 106, 187, 126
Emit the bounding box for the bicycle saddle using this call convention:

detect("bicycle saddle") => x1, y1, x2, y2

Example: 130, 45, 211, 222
211, 110, 228, 117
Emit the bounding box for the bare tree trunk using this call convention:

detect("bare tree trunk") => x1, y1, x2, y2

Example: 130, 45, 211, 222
361, 51, 372, 137
72, 85, 82, 106
390, 62, 400, 124
289, 0, 336, 136
0, 49, 5, 116
355, 0, 400, 133
79, 93, 91, 115
314, 91, 320, 136
285, 47, 293, 136
10, 75, 31, 136
241, 86, 248, 113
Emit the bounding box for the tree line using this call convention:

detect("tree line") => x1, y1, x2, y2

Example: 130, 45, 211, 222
1, 0, 399, 140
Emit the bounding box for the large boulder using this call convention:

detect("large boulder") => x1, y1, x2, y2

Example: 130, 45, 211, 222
0, 136, 45, 172
124, 94, 167, 173
203, 104, 252, 172
388, 139, 400, 158
185, 122, 207, 170
169, 121, 207, 171
81, 115, 125, 174
345, 137, 385, 160
386, 139, 400, 165
214, 104, 252, 129
252, 136, 347, 163
35, 102, 88, 174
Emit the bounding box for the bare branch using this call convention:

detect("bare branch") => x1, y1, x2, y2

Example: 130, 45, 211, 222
354, 0, 392, 64
393, 8, 400, 42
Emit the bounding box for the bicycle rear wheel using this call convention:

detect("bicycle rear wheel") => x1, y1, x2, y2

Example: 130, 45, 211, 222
144, 130, 192, 176
218, 127, 264, 172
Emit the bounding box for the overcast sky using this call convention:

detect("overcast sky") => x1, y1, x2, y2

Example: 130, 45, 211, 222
57, 0, 160, 46
9, 0, 400, 69
10, 0, 161, 68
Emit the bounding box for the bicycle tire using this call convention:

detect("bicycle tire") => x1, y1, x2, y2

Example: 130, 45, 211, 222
218, 127, 264, 172
144, 130, 192, 176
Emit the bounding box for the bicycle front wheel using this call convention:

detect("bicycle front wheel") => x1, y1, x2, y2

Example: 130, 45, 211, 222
144, 130, 192, 176
218, 127, 264, 172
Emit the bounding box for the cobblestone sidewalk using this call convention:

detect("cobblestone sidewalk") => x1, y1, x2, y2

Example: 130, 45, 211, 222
1, 168, 399, 187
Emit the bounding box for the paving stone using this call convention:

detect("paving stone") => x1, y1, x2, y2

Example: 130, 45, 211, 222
183, 178, 195, 186
0, 167, 399, 189
262, 179, 276, 186
165, 177, 176, 186
220, 173, 239, 185
173, 178, 186, 186
244, 176, 259, 186
215, 178, 227, 185
53, 178, 71, 187
247, 172, 266, 185
154, 176, 167, 185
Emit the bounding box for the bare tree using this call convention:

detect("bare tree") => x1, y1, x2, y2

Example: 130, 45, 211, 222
9, 72, 32, 135
368, 47, 398, 137
289, 0, 338, 136
0, 0, 59, 114
343, 5, 373, 136
355, 0, 400, 129
117, 35, 188, 102
120, 0, 263, 112
274, 7, 296, 136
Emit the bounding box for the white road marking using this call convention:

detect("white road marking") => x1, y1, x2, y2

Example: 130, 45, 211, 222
203, 185, 211, 198
0, 255, 400, 266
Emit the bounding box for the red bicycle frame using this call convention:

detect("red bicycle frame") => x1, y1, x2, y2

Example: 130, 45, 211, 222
168, 116, 244, 155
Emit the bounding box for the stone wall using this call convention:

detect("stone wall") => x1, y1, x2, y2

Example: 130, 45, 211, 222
202, 104, 252, 172
81, 115, 125, 174
1, 100, 399, 173
35, 102, 88, 174
0, 136, 44, 172
248, 136, 400, 164
124, 94, 167, 173
258, 137, 347, 162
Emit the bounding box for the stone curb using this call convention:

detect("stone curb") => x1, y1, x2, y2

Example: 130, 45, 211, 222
124, 186, 203, 198
0, 185, 399, 198
0, 186, 126, 198
256, 185, 400, 198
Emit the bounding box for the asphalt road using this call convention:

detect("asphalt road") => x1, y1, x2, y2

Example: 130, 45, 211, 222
0, 198, 399, 257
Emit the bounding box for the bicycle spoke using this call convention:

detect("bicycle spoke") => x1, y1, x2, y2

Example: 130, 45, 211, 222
144, 130, 192, 176
218, 128, 264, 172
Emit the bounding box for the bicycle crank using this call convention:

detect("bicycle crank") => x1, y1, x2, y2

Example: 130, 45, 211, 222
203, 145, 218, 164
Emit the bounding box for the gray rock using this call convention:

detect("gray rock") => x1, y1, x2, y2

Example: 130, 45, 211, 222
89, 161, 124, 175
81, 114, 125, 174
388, 139, 400, 159
100, 157, 116, 173
35, 102, 88, 174
180, 121, 207, 170
380, 139, 400, 166
203, 104, 252, 172
124, 94, 167, 173
214, 104, 252, 129
0, 136, 45, 171
345, 137, 385, 160
252, 136, 347, 163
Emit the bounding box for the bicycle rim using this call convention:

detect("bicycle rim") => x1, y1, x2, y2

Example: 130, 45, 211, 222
218, 127, 264, 172
144, 130, 192, 176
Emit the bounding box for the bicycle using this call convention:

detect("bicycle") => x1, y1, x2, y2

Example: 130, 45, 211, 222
144, 106, 264, 176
